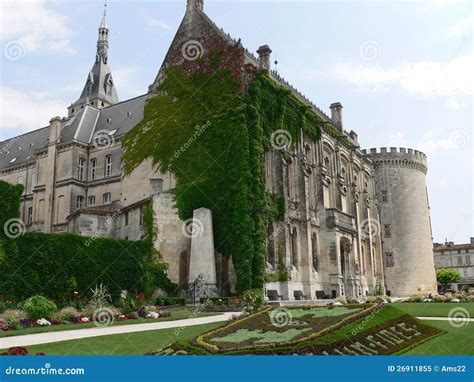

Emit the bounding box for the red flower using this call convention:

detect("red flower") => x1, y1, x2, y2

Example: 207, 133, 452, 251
136, 292, 145, 299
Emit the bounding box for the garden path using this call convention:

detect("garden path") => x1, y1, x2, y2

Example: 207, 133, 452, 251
1, 312, 241, 348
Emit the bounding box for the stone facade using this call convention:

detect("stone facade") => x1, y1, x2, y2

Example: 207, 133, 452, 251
363, 148, 437, 296
433, 238, 474, 292
0, 0, 437, 298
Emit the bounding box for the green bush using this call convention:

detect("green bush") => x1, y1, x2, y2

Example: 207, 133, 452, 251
156, 297, 186, 306
242, 289, 265, 314
56, 307, 79, 321
23, 295, 57, 319
0, 232, 176, 302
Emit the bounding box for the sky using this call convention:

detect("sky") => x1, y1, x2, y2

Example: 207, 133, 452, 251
0, 0, 472, 243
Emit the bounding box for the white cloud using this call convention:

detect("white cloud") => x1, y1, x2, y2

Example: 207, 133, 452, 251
388, 132, 407, 147
112, 66, 143, 99
446, 14, 474, 39
330, 54, 473, 107
416, 129, 471, 156
0, 0, 75, 55
0, 86, 66, 138
149, 18, 170, 30
419, 0, 471, 12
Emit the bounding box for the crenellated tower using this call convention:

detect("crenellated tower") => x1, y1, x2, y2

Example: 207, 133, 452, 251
363, 147, 437, 296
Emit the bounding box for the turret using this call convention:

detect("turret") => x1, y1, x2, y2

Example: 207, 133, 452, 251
363, 147, 436, 296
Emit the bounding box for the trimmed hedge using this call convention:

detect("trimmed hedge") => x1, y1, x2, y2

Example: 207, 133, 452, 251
0, 232, 176, 303
156, 297, 186, 306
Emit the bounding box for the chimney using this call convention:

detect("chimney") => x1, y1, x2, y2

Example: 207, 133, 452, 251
330, 102, 343, 131
48, 116, 62, 144
187, 0, 203, 11
257, 45, 272, 71
349, 130, 358, 143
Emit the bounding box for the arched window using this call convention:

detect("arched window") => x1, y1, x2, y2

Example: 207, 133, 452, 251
290, 227, 298, 268
311, 233, 319, 272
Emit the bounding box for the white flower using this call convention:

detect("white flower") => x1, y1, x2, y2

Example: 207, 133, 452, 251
452, 298, 461, 303
37, 318, 51, 326
81, 317, 90, 322
146, 312, 160, 319
423, 298, 433, 302
333, 301, 343, 306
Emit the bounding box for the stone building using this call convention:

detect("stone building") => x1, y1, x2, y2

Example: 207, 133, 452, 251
0, 0, 437, 298
433, 238, 474, 292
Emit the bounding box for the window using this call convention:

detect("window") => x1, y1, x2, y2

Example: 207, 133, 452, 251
78, 158, 86, 180
27, 207, 33, 224
105, 155, 112, 177
139, 206, 144, 225
381, 190, 388, 203
76, 195, 85, 210
103, 193, 111, 204
384, 224, 391, 238
87, 195, 96, 206
90, 158, 97, 180
124, 212, 129, 226
384, 252, 394, 267
457, 257, 463, 265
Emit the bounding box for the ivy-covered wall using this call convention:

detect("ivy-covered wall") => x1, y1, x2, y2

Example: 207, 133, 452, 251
122, 51, 326, 292
0, 232, 176, 303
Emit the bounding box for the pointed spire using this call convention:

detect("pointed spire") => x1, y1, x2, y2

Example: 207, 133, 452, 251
67, 4, 118, 117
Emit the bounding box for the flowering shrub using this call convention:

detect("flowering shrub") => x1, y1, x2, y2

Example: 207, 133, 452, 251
146, 312, 160, 319
1, 347, 46, 356
242, 289, 265, 315
37, 318, 51, 326
23, 295, 57, 320
56, 307, 79, 321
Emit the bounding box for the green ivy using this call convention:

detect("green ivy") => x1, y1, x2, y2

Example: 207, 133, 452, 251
122, 55, 324, 292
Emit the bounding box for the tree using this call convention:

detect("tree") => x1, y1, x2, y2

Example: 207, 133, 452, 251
436, 268, 461, 293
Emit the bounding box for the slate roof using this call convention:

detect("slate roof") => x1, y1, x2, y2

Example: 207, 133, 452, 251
0, 94, 148, 172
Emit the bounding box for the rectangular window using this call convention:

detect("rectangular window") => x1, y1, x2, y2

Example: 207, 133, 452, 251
139, 206, 144, 226
76, 195, 85, 210
78, 158, 86, 181
105, 155, 112, 177
384, 252, 394, 267
90, 158, 97, 180
87, 195, 96, 206
384, 224, 391, 238
124, 212, 129, 226
381, 190, 388, 203
457, 256, 463, 265
27, 207, 33, 224
103, 192, 111, 204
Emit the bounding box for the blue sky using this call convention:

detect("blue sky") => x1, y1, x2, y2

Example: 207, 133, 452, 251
0, 0, 472, 243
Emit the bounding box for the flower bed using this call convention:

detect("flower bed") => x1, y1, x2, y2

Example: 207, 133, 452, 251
155, 304, 442, 356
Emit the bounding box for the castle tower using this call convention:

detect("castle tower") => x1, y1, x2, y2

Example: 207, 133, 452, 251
67, 5, 119, 117
363, 147, 437, 296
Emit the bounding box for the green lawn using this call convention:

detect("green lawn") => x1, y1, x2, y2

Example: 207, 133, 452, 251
402, 320, 474, 355
3, 323, 223, 355
0, 307, 218, 338
392, 302, 474, 317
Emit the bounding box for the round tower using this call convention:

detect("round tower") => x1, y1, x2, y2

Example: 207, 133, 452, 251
362, 147, 437, 296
